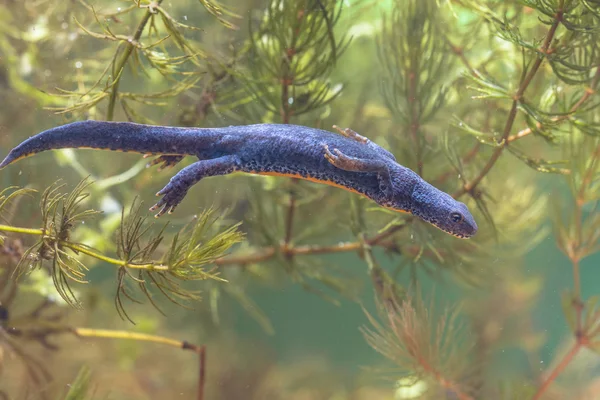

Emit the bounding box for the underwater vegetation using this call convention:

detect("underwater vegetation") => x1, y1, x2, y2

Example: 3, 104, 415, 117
0, 0, 599, 399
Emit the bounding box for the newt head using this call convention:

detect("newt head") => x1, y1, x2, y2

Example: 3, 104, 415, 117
405, 179, 478, 239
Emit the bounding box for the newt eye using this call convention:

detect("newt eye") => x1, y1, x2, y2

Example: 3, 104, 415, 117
450, 212, 463, 223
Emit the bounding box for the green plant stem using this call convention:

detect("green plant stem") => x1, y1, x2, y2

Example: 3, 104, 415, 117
64, 242, 169, 271
106, 0, 164, 121
73, 327, 199, 349
72, 327, 206, 400
0, 226, 44, 236
0, 224, 169, 271
453, 2, 564, 198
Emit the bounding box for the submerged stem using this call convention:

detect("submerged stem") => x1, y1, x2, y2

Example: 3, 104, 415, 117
73, 327, 196, 348
72, 327, 206, 400
216, 223, 407, 266
63, 242, 169, 271
531, 341, 581, 400
0, 224, 169, 272
454, 2, 564, 198
0, 225, 44, 235
106, 0, 164, 121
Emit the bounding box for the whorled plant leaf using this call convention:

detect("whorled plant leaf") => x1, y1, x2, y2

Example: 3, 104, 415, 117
2, 179, 243, 318
198, 0, 242, 30
360, 288, 479, 398
13, 178, 100, 308
241, 0, 348, 118
114, 201, 244, 322
47, 1, 209, 119
0, 186, 36, 222
378, 0, 451, 131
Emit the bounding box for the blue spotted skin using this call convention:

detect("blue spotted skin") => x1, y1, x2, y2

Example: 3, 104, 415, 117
0, 120, 477, 238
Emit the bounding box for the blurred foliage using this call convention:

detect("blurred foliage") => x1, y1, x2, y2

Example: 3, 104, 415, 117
61, 367, 94, 400
361, 288, 479, 399
0, 0, 599, 399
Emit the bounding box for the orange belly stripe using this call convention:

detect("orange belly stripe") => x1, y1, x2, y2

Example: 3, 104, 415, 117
249, 171, 409, 214
251, 171, 362, 196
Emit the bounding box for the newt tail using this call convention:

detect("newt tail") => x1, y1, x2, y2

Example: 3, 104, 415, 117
0, 121, 200, 168
0, 120, 478, 238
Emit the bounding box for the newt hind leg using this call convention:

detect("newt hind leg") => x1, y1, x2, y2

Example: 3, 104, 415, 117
150, 155, 240, 217
144, 154, 185, 171
332, 125, 368, 144
323, 145, 393, 203
332, 125, 396, 161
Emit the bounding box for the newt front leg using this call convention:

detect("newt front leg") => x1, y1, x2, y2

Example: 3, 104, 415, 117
323, 144, 394, 203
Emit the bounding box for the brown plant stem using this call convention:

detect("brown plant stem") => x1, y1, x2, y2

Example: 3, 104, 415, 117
385, 300, 474, 400
448, 41, 478, 77
453, 4, 564, 198
530, 341, 582, 400
572, 144, 600, 330
280, 5, 305, 251
283, 193, 296, 249
216, 223, 408, 266
507, 66, 600, 143
572, 258, 583, 330
408, 69, 423, 176
529, 142, 600, 400
197, 344, 207, 400
418, 354, 474, 400
442, 41, 597, 190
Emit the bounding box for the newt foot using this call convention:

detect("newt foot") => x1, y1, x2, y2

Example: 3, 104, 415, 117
323, 145, 359, 170
149, 181, 188, 217
332, 125, 368, 144
146, 155, 184, 171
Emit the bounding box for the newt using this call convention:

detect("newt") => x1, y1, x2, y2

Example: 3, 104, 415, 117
0, 120, 478, 238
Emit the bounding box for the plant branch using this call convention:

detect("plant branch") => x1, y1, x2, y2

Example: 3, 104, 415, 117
532, 133, 600, 400
408, 68, 423, 176
0, 226, 44, 236
530, 341, 581, 400
106, 0, 164, 121
418, 354, 474, 400
64, 241, 169, 271
447, 40, 478, 77
72, 327, 206, 400
507, 65, 600, 143
280, 7, 305, 251
216, 223, 407, 266
454, 4, 564, 198
0, 224, 170, 272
